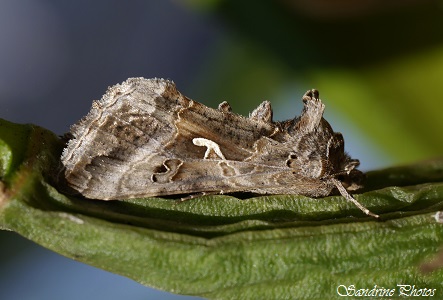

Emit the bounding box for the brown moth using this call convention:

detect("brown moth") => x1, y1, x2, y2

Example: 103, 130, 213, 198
61, 77, 378, 218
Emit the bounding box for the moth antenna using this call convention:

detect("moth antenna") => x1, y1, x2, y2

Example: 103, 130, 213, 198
330, 178, 379, 218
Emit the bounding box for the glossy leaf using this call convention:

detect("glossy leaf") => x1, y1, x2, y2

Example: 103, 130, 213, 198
1, 119, 443, 299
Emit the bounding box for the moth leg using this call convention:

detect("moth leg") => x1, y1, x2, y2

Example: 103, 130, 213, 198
330, 178, 379, 218
178, 191, 221, 202
192, 137, 226, 160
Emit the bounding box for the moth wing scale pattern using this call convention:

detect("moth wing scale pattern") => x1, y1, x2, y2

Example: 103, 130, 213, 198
61, 78, 378, 217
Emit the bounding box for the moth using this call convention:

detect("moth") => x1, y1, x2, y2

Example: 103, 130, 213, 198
61, 77, 378, 218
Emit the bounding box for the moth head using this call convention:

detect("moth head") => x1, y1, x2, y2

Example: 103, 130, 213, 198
325, 133, 364, 190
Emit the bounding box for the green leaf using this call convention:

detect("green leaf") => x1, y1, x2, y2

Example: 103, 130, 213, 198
0, 119, 31, 180
1, 118, 443, 299
186, 1, 443, 166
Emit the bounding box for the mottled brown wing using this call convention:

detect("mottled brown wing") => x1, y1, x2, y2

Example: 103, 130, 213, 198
61, 77, 365, 207
61, 77, 283, 199
116, 158, 335, 198
170, 99, 278, 161
61, 78, 182, 198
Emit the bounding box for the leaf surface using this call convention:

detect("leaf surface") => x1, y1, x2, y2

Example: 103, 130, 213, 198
1, 119, 442, 299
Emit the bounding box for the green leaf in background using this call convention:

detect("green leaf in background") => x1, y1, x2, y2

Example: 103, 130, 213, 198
1, 119, 443, 299
185, 1, 443, 167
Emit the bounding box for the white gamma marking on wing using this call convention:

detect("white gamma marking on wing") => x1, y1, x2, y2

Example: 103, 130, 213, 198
192, 137, 226, 160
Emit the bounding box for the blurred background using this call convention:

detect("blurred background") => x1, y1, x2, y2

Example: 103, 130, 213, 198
1, 0, 443, 299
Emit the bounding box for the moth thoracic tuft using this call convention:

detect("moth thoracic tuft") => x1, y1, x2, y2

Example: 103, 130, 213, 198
61, 78, 378, 218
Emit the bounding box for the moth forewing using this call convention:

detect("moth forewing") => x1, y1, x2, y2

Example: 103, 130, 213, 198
61, 78, 378, 218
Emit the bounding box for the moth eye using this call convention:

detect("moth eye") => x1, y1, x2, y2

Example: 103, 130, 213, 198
336, 174, 345, 182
